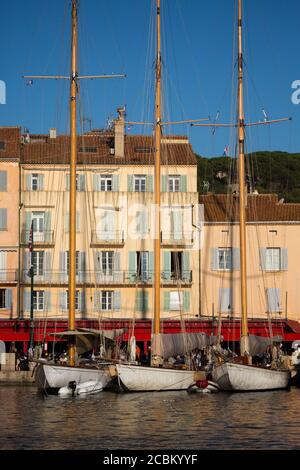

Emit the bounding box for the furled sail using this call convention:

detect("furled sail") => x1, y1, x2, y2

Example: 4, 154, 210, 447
151, 332, 217, 359
248, 334, 282, 357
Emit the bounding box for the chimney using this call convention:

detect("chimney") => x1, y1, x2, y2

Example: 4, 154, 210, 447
114, 107, 125, 158
49, 128, 57, 139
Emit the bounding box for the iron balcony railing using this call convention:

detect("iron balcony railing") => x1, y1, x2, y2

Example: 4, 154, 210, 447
21, 230, 54, 244
91, 230, 125, 245
21, 270, 192, 285
0, 270, 18, 283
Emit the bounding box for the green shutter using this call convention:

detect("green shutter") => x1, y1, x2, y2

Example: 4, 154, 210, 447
163, 251, 171, 280
114, 290, 121, 311
129, 251, 136, 281
161, 175, 167, 192
136, 291, 148, 312
5, 289, 12, 309
163, 291, 170, 311
148, 252, 154, 282
112, 175, 119, 192
183, 291, 190, 312
128, 175, 133, 192
44, 212, 51, 242
182, 251, 190, 281
38, 174, 44, 190
66, 174, 70, 191
181, 175, 187, 192
93, 174, 99, 191
147, 175, 153, 192
0, 209, 7, 230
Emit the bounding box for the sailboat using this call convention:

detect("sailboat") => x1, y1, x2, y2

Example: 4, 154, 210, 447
31, 0, 125, 393
113, 0, 215, 392
209, 0, 290, 391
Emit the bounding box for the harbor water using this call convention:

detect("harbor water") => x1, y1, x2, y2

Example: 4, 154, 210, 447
0, 385, 299, 450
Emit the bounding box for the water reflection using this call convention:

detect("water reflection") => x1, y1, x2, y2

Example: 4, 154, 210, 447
0, 386, 299, 449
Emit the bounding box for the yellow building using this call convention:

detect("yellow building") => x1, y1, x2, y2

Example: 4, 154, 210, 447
18, 111, 200, 323
200, 193, 300, 323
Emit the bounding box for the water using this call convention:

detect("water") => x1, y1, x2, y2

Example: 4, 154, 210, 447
0, 385, 299, 450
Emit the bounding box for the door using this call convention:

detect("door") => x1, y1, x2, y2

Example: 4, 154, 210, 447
32, 212, 44, 242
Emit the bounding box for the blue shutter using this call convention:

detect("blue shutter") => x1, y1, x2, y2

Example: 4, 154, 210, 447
232, 248, 240, 271
163, 291, 170, 311
94, 290, 101, 311
93, 174, 99, 191
163, 251, 171, 281
44, 252, 51, 282
5, 289, 12, 309
182, 252, 190, 281
45, 291, 51, 311
44, 212, 51, 242
59, 291, 67, 312
148, 252, 154, 282
183, 291, 190, 312
0, 171, 7, 191
114, 252, 120, 271
147, 175, 153, 192
281, 248, 288, 271
128, 252, 137, 282
78, 252, 86, 282
161, 175, 167, 192
38, 174, 44, 190
128, 175, 133, 192
24, 291, 30, 312
60, 252, 67, 283
66, 174, 70, 190
267, 288, 281, 313
112, 175, 119, 192
26, 175, 31, 191
211, 248, 219, 270
0, 209, 7, 230
79, 174, 85, 191
260, 248, 267, 271
181, 175, 187, 192
114, 290, 121, 311
219, 288, 232, 313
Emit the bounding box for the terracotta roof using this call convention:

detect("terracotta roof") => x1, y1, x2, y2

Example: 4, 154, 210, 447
200, 193, 300, 222
20, 134, 196, 166
0, 127, 21, 158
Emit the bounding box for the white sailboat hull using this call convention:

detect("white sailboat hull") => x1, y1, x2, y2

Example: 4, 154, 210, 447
36, 363, 111, 391
116, 364, 197, 391
212, 362, 290, 391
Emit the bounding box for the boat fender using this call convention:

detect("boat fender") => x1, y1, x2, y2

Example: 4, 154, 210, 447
195, 379, 209, 389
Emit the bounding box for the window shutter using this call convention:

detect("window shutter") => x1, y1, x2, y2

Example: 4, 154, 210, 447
232, 248, 240, 271
26, 175, 31, 191
93, 174, 99, 191
181, 175, 187, 192
45, 291, 51, 311
79, 174, 85, 191
44, 252, 51, 282
129, 252, 137, 281
128, 175, 133, 192
147, 175, 153, 192
24, 291, 30, 312
5, 289, 12, 309
183, 291, 190, 312
0, 251, 6, 280
94, 290, 101, 311
25, 212, 31, 233
114, 252, 120, 271
65, 212, 80, 232
66, 174, 70, 191
0, 171, 7, 191
161, 175, 167, 192
23, 252, 30, 281
281, 248, 288, 271
182, 251, 190, 281
59, 291, 67, 312
0, 209, 7, 230
163, 251, 171, 281
80, 291, 85, 313
211, 248, 219, 270
219, 288, 232, 313
44, 212, 51, 242
114, 290, 121, 311
163, 291, 170, 311
266, 288, 281, 313
260, 248, 267, 271
112, 175, 119, 192
148, 251, 154, 282
59, 252, 67, 283
78, 252, 86, 282
37, 174, 44, 190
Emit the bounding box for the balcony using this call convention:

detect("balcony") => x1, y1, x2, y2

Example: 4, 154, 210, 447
21, 270, 192, 286
161, 231, 194, 247
21, 230, 54, 246
0, 270, 18, 283
91, 230, 124, 247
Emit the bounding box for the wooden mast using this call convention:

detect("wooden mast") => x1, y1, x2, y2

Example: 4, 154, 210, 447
237, 0, 250, 357
69, 0, 78, 366
153, 0, 162, 339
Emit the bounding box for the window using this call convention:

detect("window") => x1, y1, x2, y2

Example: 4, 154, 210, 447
0, 208, 7, 230
101, 291, 113, 311
134, 175, 146, 192
33, 291, 44, 311
66, 174, 85, 191
31, 212, 44, 241
170, 291, 183, 310
100, 175, 112, 192
266, 248, 281, 271
101, 251, 113, 274
218, 248, 232, 270
168, 176, 181, 192
0, 289, 6, 308
66, 251, 80, 275
66, 290, 80, 310
31, 174, 39, 191
171, 252, 182, 279
137, 251, 149, 281
31, 251, 44, 276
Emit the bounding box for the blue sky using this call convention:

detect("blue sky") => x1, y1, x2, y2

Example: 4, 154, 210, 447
0, 0, 299, 157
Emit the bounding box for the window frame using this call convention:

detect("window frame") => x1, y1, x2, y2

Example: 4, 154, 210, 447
101, 290, 113, 311
33, 290, 45, 311
134, 175, 147, 192
168, 175, 181, 192
218, 248, 233, 271
265, 247, 281, 272
169, 291, 183, 311
100, 175, 113, 192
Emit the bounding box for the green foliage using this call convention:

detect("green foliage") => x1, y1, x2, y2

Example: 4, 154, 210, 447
197, 151, 300, 202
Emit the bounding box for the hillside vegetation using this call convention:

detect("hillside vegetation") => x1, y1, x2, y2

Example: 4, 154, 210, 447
197, 151, 300, 202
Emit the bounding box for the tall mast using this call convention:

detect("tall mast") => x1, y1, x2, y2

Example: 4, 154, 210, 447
153, 0, 162, 338
69, 0, 78, 366
237, 0, 249, 357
